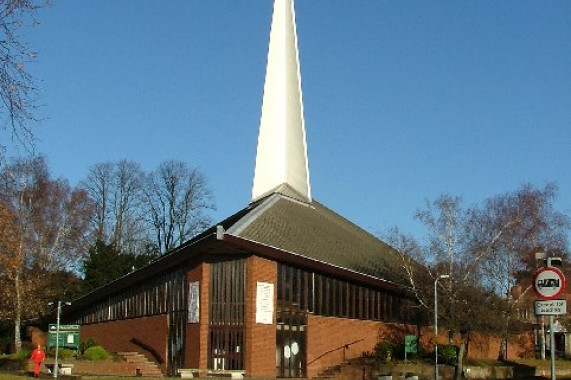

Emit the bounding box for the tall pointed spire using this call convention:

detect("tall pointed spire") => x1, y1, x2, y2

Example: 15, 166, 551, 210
251, 0, 311, 203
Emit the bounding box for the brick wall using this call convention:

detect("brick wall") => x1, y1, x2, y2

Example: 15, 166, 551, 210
245, 255, 277, 378
199, 261, 211, 369
81, 315, 167, 372
306, 316, 416, 378
417, 326, 534, 360
466, 331, 534, 360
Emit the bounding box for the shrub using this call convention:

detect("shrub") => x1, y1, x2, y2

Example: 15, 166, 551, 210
438, 344, 457, 365
59, 348, 76, 360
374, 341, 394, 363
0, 334, 11, 354
393, 341, 426, 361
83, 345, 109, 361
15, 349, 31, 360
80, 337, 100, 355
48, 348, 75, 360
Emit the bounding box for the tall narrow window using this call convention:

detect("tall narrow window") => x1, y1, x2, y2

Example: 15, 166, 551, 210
277, 264, 307, 378
209, 258, 246, 370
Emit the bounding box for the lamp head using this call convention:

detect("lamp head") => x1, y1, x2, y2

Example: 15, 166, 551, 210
547, 257, 562, 267
535, 251, 547, 260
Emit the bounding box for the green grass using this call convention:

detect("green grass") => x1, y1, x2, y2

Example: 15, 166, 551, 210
0, 373, 170, 380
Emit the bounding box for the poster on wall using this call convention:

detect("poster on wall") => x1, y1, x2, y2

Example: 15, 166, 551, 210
188, 281, 200, 323
256, 281, 274, 324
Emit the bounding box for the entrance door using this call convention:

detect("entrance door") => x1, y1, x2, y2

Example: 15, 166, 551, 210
276, 311, 307, 377
276, 264, 308, 377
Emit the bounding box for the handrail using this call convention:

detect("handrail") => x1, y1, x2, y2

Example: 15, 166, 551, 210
130, 337, 164, 364
308, 338, 364, 365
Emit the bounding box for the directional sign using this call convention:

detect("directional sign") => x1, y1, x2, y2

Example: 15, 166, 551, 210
534, 299, 567, 316
533, 267, 566, 300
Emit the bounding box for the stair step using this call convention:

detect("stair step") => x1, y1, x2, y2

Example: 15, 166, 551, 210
117, 351, 163, 378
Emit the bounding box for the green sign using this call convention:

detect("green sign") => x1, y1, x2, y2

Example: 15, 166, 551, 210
404, 335, 417, 354
48, 324, 80, 350
49, 324, 80, 332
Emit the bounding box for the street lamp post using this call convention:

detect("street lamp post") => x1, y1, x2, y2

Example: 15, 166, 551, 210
48, 301, 71, 379
434, 274, 450, 380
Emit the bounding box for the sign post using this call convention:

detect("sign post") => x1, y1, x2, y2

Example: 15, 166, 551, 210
533, 261, 566, 380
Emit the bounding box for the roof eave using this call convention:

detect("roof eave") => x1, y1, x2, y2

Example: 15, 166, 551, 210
222, 233, 413, 298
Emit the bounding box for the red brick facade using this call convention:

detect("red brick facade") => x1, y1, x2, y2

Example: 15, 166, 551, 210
74, 254, 534, 378
306, 316, 418, 378
245, 256, 278, 378
184, 261, 206, 369
81, 315, 168, 372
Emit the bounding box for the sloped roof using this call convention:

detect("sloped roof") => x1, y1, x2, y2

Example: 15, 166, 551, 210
67, 189, 409, 314
224, 188, 407, 286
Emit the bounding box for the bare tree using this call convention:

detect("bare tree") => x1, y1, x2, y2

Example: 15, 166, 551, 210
475, 183, 570, 360
83, 162, 113, 242
82, 160, 148, 253
385, 185, 569, 379
0, 156, 93, 351
143, 160, 214, 254
0, 0, 45, 158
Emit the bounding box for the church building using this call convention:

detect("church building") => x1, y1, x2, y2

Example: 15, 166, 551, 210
65, 0, 416, 377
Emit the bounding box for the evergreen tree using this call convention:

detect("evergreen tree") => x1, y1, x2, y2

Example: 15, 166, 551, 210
82, 241, 155, 293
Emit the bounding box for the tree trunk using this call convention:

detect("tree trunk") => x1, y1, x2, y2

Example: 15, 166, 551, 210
14, 270, 22, 352
499, 338, 507, 361
498, 310, 510, 360
455, 332, 469, 380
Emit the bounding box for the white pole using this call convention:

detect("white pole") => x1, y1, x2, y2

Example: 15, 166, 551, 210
53, 301, 61, 379
541, 317, 546, 359
550, 315, 556, 380
434, 278, 439, 380
434, 275, 450, 380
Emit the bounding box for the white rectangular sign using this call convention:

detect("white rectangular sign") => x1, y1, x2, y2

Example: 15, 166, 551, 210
534, 299, 567, 316
188, 281, 200, 323
256, 281, 274, 324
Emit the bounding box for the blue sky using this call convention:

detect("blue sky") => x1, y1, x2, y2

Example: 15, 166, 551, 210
21, 1, 571, 240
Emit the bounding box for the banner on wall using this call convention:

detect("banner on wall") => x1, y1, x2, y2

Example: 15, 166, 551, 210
188, 281, 200, 323
256, 281, 274, 324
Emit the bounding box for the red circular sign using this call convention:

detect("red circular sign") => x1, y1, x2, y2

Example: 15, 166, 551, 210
533, 267, 566, 300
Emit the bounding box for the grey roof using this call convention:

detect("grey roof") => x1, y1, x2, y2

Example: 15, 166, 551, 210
225, 187, 408, 286
67, 187, 409, 314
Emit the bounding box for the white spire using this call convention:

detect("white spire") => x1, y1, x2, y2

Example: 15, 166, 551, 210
251, 0, 311, 203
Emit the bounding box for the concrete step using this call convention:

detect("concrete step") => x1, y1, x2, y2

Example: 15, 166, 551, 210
117, 351, 163, 378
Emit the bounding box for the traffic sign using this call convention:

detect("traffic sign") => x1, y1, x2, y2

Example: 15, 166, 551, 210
533, 267, 566, 300
535, 299, 567, 315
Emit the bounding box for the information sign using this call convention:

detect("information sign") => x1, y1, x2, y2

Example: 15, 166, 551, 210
404, 335, 417, 354
48, 324, 80, 350
534, 299, 567, 316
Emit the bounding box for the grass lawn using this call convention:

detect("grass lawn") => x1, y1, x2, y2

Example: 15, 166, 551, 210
0, 373, 167, 380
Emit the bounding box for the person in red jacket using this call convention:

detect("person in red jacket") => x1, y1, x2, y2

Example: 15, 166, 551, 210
29, 344, 46, 378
